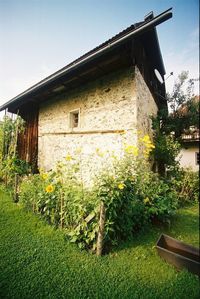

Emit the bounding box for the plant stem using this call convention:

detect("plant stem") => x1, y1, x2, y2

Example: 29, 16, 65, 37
96, 201, 105, 256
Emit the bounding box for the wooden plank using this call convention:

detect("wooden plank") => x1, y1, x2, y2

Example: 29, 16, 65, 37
40, 129, 126, 136
17, 104, 38, 171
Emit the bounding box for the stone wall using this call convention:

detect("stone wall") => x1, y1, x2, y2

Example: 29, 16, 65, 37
38, 66, 157, 184
135, 67, 158, 138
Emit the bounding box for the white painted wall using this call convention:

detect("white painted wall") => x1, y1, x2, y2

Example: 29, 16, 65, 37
178, 146, 199, 171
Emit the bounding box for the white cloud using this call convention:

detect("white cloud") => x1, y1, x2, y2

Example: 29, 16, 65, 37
0, 64, 54, 106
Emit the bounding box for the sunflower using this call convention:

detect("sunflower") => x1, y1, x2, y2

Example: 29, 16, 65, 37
45, 185, 54, 193
124, 145, 139, 156
42, 173, 48, 180
65, 154, 72, 161
118, 183, 125, 190
143, 197, 150, 204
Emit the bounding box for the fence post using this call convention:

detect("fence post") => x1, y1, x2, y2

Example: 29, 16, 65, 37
14, 173, 19, 202
5, 173, 8, 188
60, 184, 64, 229
96, 201, 106, 256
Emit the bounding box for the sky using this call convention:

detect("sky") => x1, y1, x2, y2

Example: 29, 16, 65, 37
0, 0, 199, 110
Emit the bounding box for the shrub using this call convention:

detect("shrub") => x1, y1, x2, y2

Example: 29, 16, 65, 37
152, 133, 181, 175
93, 134, 178, 250
19, 175, 45, 212
96, 161, 178, 250
19, 157, 100, 250
169, 169, 199, 206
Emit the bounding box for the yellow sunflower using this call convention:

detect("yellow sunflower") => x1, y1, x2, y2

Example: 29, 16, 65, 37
65, 154, 72, 161
118, 183, 125, 190
42, 173, 48, 180
143, 197, 150, 204
45, 185, 54, 193
124, 145, 139, 156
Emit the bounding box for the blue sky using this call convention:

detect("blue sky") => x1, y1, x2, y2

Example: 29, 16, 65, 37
0, 0, 199, 107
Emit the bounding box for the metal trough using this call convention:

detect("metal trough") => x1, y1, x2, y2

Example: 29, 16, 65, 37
156, 234, 200, 276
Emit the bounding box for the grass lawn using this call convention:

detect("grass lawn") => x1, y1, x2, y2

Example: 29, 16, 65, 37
0, 190, 199, 299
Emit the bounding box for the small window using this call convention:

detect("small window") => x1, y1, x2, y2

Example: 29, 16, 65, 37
70, 109, 80, 128
195, 152, 199, 165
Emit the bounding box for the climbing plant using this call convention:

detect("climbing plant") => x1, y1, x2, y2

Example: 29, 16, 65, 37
0, 114, 30, 186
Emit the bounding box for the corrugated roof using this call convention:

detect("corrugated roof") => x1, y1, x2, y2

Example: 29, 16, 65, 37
0, 8, 172, 112
15, 21, 145, 94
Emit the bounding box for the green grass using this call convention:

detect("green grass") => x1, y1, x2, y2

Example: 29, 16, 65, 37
0, 190, 199, 299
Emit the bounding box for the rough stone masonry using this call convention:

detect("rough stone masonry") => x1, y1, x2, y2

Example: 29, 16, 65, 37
38, 66, 157, 184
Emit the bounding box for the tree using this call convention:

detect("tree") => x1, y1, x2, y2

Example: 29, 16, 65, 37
152, 71, 199, 175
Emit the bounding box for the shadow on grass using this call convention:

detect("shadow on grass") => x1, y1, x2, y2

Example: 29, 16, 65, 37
113, 206, 199, 254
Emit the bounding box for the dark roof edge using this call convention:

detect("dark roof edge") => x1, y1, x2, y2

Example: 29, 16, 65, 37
153, 26, 166, 74
0, 8, 172, 112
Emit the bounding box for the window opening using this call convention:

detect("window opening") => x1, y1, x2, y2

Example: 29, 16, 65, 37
70, 110, 80, 128
195, 152, 199, 165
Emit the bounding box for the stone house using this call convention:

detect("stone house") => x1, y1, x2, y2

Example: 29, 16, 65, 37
0, 9, 172, 181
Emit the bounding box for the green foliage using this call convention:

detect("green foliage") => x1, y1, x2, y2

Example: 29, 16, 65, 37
152, 134, 181, 171
19, 155, 100, 251
2, 156, 30, 175
96, 157, 178, 250
0, 122, 3, 161
1, 115, 25, 158
169, 169, 199, 206
136, 171, 178, 222
152, 71, 199, 172
19, 174, 45, 212
17, 132, 196, 253
96, 172, 144, 248
0, 156, 31, 186
165, 71, 199, 139
0, 115, 29, 186
0, 191, 199, 299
